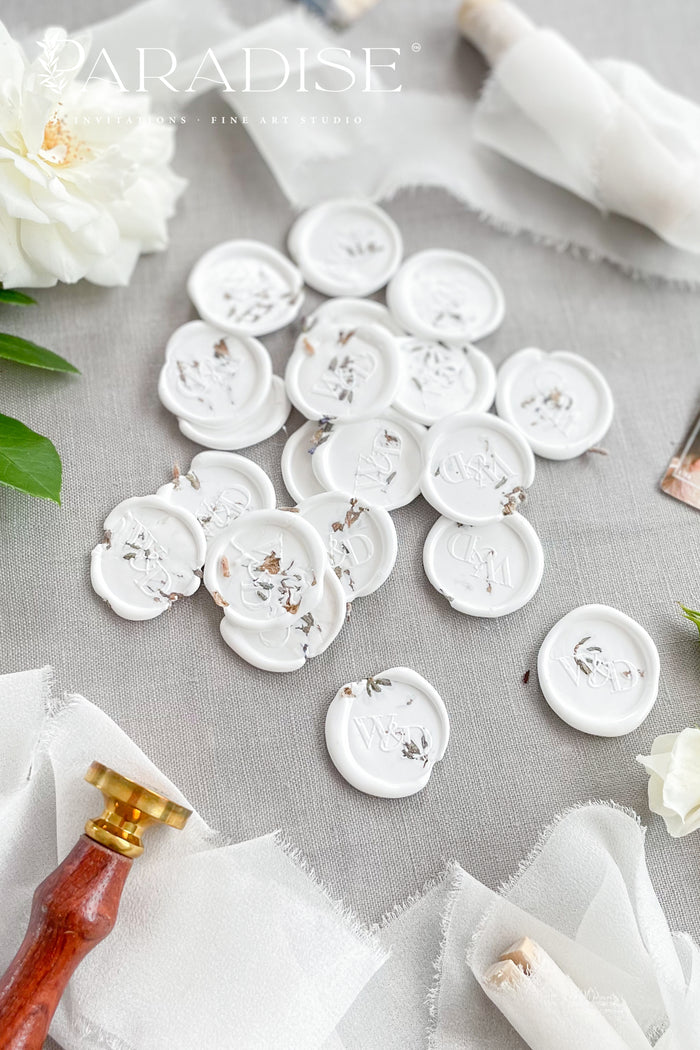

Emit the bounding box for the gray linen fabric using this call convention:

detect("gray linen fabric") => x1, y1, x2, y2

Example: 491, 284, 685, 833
1, 1, 700, 1045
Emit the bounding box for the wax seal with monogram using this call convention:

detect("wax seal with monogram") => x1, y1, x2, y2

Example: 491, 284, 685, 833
496, 348, 615, 460
325, 667, 450, 798
158, 321, 273, 428
537, 604, 660, 736
288, 199, 404, 297
393, 338, 497, 426
178, 376, 292, 451
421, 411, 536, 525
187, 239, 305, 336
311, 411, 427, 511
91, 496, 207, 621
157, 451, 276, 544
285, 321, 402, 421
387, 249, 505, 343
296, 491, 398, 600
204, 509, 328, 630
423, 514, 544, 617
219, 565, 346, 672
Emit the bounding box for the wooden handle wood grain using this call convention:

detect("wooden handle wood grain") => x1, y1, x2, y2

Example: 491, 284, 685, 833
0, 836, 131, 1050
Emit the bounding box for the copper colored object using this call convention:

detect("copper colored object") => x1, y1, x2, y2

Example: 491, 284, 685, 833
0, 762, 191, 1050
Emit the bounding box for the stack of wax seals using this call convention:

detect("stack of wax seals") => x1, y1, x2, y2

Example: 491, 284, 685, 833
158, 239, 307, 450
325, 667, 450, 798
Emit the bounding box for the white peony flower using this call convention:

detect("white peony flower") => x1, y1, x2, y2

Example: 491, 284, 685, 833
0, 23, 186, 288
637, 728, 700, 837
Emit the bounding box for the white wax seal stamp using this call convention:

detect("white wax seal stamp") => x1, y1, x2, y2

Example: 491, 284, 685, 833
91, 496, 206, 621
288, 199, 403, 297
305, 297, 405, 337
423, 515, 543, 617
178, 376, 291, 450
421, 412, 536, 525
387, 249, 505, 343
312, 411, 426, 511
281, 420, 330, 503
537, 604, 660, 737
285, 322, 401, 421
297, 491, 397, 600
204, 508, 327, 630
220, 567, 346, 673
325, 667, 450, 798
157, 451, 275, 543
393, 339, 496, 425
496, 348, 614, 460
187, 239, 304, 336
158, 321, 272, 427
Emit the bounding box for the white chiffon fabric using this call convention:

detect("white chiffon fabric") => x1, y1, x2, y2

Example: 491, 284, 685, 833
1, 667, 699, 1050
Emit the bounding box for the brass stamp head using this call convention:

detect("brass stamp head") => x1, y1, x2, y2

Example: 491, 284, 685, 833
84, 761, 192, 859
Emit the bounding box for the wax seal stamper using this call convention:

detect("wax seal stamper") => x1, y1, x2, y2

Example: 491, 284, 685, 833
312, 411, 426, 511
187, 239, 304, 336
157, 451, 275, 543
304, 297, 405, 337
297, 491, 397, 600
387, 249, 505, 343
158, 321, 272, 427
204, 508, 327, 630
496, 348, 614, 460
288, 199, 403, 297
423, 514, 543, 617
537, 604, 660, 736
421, 411, 536, 525
281, 420, 329, 503
285, 322, 401, 421
91, 496, 206, 621
178, 376, 291, 451
393, 339, 496, 425
325, 667, 450, 798
220, 566, 346, 672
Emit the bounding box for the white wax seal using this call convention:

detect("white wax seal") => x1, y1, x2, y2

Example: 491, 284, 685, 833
297, 491, 397, 600
312, 411, 426, 512
157, 451, 276, 543
288, 199, 403, 297
91, 496, 206, 621
423, 515, 543, 618
285, 322, 401, 421
281, 420, 330, 503
178, 376, 291, 450
219, 566, 346, 673
393, 339, 496, 425
187, 239, 304, 336
158, 321, 272, 427
204, 508, 327, 630
387, 249, 505, 343
304, 297, 405, 337
496, 348, 614, 460
537, 604, 660, 737
325, 667, 450, 798
421, 412, 536, 525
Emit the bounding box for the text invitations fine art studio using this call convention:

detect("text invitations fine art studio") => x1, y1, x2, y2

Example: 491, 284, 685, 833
1, 0, 700, 1047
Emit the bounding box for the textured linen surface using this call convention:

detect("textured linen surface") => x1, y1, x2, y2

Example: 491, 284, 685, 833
1, 0, 700, 1045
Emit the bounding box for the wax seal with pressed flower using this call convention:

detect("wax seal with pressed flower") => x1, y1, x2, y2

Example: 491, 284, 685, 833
325, 667, 450, 798
178, 376, 291, 451
281, 420, 330, 503
393, 338, 497, 426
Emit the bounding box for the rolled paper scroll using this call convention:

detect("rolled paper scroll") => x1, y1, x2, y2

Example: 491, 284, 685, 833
458, 0, 700, 254
481, 938, 649, 1050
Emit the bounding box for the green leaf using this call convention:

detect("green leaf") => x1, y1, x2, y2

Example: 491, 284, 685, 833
0, 289, 36, 306
0, 333, 79, 373
679, 604, 700, 639
0, 413, 62, 503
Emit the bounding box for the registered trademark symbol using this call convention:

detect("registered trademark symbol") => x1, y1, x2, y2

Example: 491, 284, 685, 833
411, 42, 422, 53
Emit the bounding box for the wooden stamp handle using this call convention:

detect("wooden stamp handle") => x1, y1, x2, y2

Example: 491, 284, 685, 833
0, 836, 131, 1050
